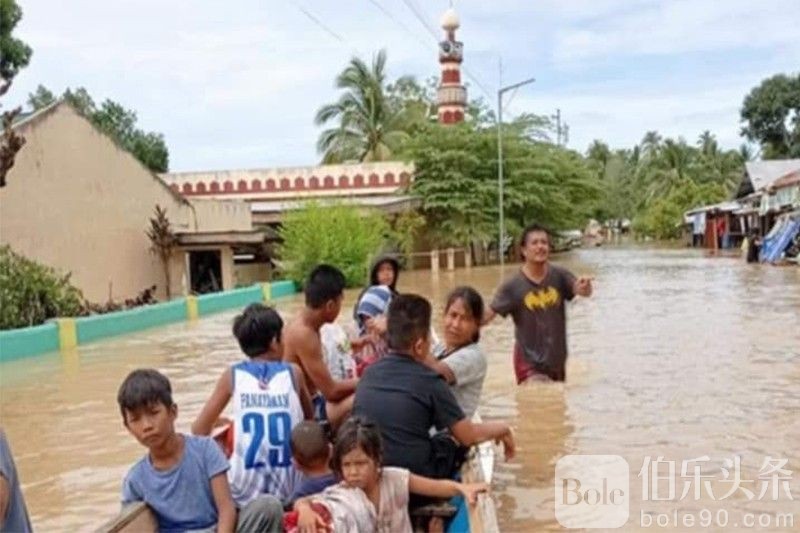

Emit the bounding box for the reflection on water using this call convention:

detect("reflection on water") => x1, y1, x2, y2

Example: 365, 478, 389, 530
1, 247, 798, 531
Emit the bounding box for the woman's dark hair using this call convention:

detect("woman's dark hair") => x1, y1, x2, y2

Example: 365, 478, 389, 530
444, 286, 484, 343
368, 257, 400, 294
232, 303, 283, 357
352, 256, 400, 324
331, 416, 383, 476
117, 368, 174, 423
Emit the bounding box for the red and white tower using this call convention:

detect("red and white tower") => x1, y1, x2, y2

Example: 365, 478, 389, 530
437, 7, 467, 124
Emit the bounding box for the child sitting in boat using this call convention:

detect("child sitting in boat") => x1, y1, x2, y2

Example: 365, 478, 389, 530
118, 368, 283, 532
284, 416, 488, 533
192, 303, 314, 506
286, 421, 338, 507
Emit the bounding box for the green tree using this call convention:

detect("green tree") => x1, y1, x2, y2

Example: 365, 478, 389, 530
740, 73, 800, 158
407, 123, 497, 250
29, 85, 170, 172
1, 0, 32, 187
586, 139, 612, 178
0, 245, 83, 329
315, 49, 409, 163
26, 84, 55, 110
407, 120, 599, 256
0, 0, 31, 89
640, 130, 662, 158
278, 201, 389, 287
385, 75, 436, 136
390, 210, 426, 258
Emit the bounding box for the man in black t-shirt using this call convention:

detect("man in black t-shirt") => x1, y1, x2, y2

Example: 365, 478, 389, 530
485, 223, 593, 383
353, 294, 515, 480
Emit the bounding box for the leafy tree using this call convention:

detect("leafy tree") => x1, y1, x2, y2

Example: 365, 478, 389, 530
28, 85, 170, 172
640, 130, 662, 159
408, 120, 599, 256
385, 75, 436, 135
26, 84, 55, 110
0, 245, 83, 329
586, 139, 612, 178
0, 0, 31, 87
315, 49, 409, 163
740, 73, 800, 158
407, 123, 497, 250
278, 201, 389, 287
390, 210, 426, 258
0, 0, 32, 187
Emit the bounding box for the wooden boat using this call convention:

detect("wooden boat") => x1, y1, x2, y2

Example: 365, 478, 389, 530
445, 420, 499, 533
94, 502, 156, 533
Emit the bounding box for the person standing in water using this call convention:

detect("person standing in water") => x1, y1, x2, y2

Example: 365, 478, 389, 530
484, 223, 593, 383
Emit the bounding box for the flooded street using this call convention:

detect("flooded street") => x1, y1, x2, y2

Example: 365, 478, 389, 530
1, 246, 799, 531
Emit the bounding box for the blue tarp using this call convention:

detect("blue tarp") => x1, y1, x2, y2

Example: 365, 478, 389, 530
760, 216, 800, 263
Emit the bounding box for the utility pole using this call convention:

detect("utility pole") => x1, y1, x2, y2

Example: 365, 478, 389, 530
497, 70, 536, 266
555, 108, 562, 146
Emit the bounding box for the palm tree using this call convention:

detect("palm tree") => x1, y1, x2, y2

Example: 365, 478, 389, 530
586, 140, 611, 178
641, 139, 694, 203
697, 130, 718, 157
738, 143, 756, 162
641, 130, 662, 159
315, 50, 409, 163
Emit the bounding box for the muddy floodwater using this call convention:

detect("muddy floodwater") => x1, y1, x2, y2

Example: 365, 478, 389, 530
1, 246, 798, 531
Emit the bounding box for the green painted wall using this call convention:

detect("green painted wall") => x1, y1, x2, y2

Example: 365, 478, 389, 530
197, 285, 263, 316
0, 322, 60, 363
0, 282, 298, 362
76, 299, 187, 344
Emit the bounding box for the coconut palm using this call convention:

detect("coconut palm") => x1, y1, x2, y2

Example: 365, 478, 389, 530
315, 49, 409, 163
641, 130, 662, 158
586, 139, 611, 178
640, 138, 695, 203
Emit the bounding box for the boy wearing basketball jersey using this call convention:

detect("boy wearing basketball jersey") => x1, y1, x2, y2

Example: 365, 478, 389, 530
193, 304, 314, 506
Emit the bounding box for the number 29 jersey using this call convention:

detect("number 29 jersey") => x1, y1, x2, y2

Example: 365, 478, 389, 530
228, 360, 304, 506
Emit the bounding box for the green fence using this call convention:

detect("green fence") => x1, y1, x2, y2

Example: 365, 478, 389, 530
0, 282, 297, 363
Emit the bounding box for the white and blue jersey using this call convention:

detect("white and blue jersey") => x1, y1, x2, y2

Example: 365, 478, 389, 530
228, 360, 304, 506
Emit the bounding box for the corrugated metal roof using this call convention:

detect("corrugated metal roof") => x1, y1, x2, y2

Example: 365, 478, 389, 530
740, 159, 800, 196
772, 169, 800, 189
684, 201, 741, 216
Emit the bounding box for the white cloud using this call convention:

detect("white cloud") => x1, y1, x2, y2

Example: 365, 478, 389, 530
6, 0, 799, 170
553, 0, 800, 62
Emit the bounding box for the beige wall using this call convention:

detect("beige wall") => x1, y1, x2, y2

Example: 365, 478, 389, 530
234, 262, 271, 286
188, 198, 252, 232
1, 105, 186, 302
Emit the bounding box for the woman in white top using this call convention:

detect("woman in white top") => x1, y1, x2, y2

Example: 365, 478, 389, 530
426, 286, 488, 419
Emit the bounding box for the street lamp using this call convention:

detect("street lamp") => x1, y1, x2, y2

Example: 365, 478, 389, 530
497, 76, 535, 266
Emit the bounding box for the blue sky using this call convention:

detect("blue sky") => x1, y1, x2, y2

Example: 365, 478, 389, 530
7, 0, 800, 171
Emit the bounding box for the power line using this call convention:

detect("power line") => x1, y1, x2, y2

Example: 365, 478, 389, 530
293, 3, 346, 43
367, 0, 430, 50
